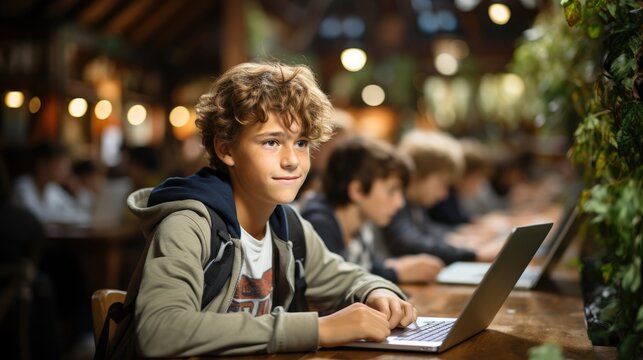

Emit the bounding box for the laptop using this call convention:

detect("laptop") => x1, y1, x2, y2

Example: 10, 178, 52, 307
344, 222, 552, 353
437, 206, 578, 289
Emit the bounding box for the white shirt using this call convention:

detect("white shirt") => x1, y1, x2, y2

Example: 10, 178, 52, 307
11, 175, 90, 225
227, 223, 273, 316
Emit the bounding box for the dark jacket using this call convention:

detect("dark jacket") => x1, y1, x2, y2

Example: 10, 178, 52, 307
384, 200, 477, 265
299, 193, 398, 283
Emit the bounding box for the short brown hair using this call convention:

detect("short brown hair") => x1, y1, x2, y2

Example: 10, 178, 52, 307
322, 135, 413, 207
195, 62, 334, 170
398, 130, 463, 181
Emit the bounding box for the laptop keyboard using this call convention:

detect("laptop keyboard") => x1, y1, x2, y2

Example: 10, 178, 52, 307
391, 321, 454, 342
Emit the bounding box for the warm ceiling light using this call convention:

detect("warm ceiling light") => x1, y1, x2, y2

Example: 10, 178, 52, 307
28, 97, 41, 113
127, 104, 147, 125
5, 91, 25, 108
361, 84, 385, 106
503, 73, 525, 97
95, 100, 113, 120
340, 48, 367, 72
488, 3, 511, 25
434, 53, 459, 75
68, 98, 88, 117
169, 106, 190, 127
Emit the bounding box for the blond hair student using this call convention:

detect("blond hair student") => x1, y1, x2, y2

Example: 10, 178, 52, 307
383, 130, 501, 264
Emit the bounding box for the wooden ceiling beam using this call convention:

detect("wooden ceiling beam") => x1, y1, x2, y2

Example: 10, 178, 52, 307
151, 0, 216, 49
103, 0, 157, 36
76, 0, 122, 27
128, 0, 191, 45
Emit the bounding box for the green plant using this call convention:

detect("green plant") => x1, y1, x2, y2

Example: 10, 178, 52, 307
511, 1, 642, 358
563, 0, 643, 359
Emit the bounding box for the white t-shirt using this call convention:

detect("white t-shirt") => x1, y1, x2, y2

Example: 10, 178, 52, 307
11, 175, 90, 225
227, 223, 273, 316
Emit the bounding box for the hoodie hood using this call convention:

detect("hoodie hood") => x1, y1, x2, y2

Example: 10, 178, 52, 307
142, 167, 291, 240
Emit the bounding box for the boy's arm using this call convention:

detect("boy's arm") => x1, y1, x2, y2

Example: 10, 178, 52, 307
134, 211, 318, 357
384, 206, 477, 264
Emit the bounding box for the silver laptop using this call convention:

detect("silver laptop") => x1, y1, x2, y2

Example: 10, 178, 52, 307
437, 207, 578, 289
344, 222, 552, 353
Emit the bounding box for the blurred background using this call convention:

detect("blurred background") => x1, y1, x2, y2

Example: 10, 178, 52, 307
0, 0, 586, 359
0, 0, 572, 179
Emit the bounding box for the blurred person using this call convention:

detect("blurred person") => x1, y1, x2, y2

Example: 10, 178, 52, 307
123, 146, 165, 190
383, 130, 503, 264
0, 157, 63, 359
427, 137, 499, 225
456, 138, 504, 218
11, 140, 90, 225
68, 159, 106, 213
300, 136, 444, 284
296, 108, 355, 200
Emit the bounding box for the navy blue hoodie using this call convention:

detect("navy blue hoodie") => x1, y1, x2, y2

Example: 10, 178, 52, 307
147, 167, 292, 241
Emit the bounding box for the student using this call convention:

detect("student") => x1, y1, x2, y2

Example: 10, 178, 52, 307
109, 63, 416, 358
383, 130, 501, 264
427, 137, 496, 225
68, 159, 106, 213
455, 138, 504, 218
0, 158, 63, 359
300, 135, 444, 284
11, 140, 89, 225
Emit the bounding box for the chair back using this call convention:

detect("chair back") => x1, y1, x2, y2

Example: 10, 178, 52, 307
91, 289, 126, 345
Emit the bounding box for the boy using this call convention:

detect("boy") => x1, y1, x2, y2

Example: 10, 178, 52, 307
300, 135, 444, 284
383, 130, 502, 264
426, 138, 495, 225
110, 63, 415, 358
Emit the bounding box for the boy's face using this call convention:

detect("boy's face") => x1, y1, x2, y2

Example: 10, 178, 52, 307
353, 176, 405, 227
459, 171, 488, 199
220, 113, 310, 208
411, 172, 451, 208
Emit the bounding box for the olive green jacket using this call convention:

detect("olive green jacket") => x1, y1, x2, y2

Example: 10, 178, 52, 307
107, 188, 405, 358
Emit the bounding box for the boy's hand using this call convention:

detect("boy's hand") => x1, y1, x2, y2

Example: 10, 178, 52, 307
364, 289, 417, 329
318, 303, 391, 347
384, 254, 444, 283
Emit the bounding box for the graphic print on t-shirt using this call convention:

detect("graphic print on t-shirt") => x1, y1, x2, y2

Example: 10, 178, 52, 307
228, 269, 273, 316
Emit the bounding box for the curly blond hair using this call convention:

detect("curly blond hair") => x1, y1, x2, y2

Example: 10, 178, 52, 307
195, 62, 335, 170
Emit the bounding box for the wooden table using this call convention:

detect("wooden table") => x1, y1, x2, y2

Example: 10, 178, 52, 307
190, 272, 597, 360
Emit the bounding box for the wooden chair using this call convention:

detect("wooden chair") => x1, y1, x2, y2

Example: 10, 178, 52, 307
91, 289, 126, 345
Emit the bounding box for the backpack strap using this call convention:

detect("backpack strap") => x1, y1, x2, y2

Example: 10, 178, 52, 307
201, 207, 235, 310
94, 301, 130, 360
283, 206, 309, 312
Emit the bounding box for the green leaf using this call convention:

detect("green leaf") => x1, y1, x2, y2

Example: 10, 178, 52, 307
636, 304, 643, 332
585, 0, 604, 10
606, 3, 617, 17
563, 0, 582, 27
528, 342, 564, 360
621, 260, 641, 293
587, 24, 602, 39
